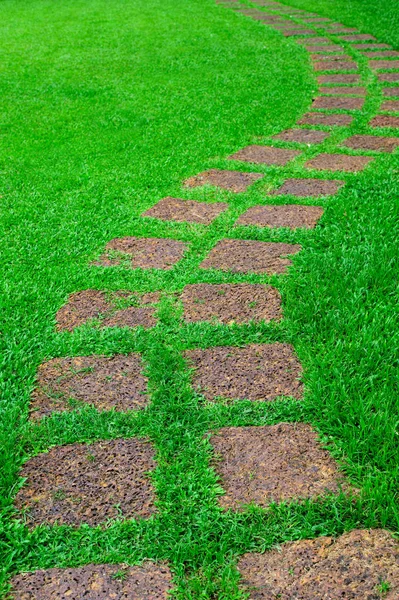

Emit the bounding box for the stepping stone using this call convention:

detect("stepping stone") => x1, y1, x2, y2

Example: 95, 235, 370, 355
184, 169, 263, 192
320, 86, 366, 95
186, 343, 302, 402
370, 60, 399, 71
96, 237, 187, 270
370, 115, 399, 128
298, 112, 353, 126
305, 153, 374, 172
307, 45, 345, 52
282, 29, 316, 36
10, 563, 173, 599
313, 60, 358, 71
378, 72, 399, 82
362, 50, 399, 58
296, 37, 331, 44
325, 27, 358, 34
339, 34, 376, 41
181, 283, 282, 324
199, 239, 301, 275
236, 204, 324, 229
237, 529, 399, 599
56, 289, 159, 332
142, 197, 228, 225
228, 145, 300, 165
311, 96, 364, 110
209, 423, 345, 509
383, 87, 399, 97
14, 438, 156, 526
273, 129, 330, 144
381, 99, 399, 111
317, 73, 360, 83
271, 178, 344, 197
30, 354, 149, 420
311, 53, 352, 61
302, 17, 331, 22
342, 134, 399, 152
353, 43, 391, 49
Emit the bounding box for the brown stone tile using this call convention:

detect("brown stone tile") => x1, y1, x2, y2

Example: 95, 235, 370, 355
236, 204, 324, 229
30, 354, 149, 420
342, 134, 399, 152
339, 34, 376, 41
312, 96, 364, 110
254, 14, 289, 21
10, 563, 173, 599
320, 86, 366, 95
14, 438, 156, 526
378, 72, 399, 82
307, 45, 344, 52
142, 197, 228, 225
271, 178, 344, 197
181, 284, 282, 325
273, 129, 330, 144
313, 60, 358, 71
305, 153, 374, 172
383, 87, 399, 97
184, 169, 263, 193
298, 112, 354, 126
370, 115, 399, 128
353, 43, 391, 49
282, 29, 315, 36
296, 37, 331, 44
317, 74, 360, 83
325, 26, 358, 34
96, 237, 187, 270
302, 17, 331, 23
199, 239, 301, 275
228, 145, 300, 165
56, 290, 159, 332
311, 53, 352, 61
210, 423, 345, 509
187, 343, 302, 402
238, 529, 399, 600
370, 59, 399, 70
273, 23, 303, 30
362, 50, 399, 58
381, 99, 399, 111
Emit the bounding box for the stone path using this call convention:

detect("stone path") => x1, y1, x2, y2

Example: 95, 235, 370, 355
10, 0, 399, 597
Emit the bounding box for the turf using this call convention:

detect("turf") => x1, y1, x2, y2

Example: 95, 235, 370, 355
0, 0, 399, 597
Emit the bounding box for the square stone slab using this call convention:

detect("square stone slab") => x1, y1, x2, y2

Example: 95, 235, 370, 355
237, 529, 399, 599
353, 43, 391, 49
56, 290, 159, 332
228, 145, 300, 165
305, 153, 374, 172
298, 113, 354, 126
186, 343, 302, 402
383, 87, 399, 97
362, 50, 399, 58
297, 37, 332, 44
339, 34, 376, 41
377, 72, 399, 82
273, 129, 330, 144
320, 86, 366, 95
142, 197, 228, 225
96, 237, 187, 270
184, 169, 263, 192
311, 53, 352, 62
342, 134, 399, 152
317, 74, 360, 83
181, 283, 282, 324
30, 354, 149, 420
282, 29, 315, 36
199, 239, 301, 275
10, 563, 173, 600
370, 115, 399, 128
271, 178, 344, 197
236, 204, 324, 229
370, 59, 399, 71
14, 438, 157, 526
307, 45, 345, 52
381, 99, 399, 111
313, 60, 358, 71
209, 423, 345, 509
312, 96, 364, 110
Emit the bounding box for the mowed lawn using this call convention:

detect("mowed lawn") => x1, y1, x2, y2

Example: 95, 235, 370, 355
0, 0, 398, 597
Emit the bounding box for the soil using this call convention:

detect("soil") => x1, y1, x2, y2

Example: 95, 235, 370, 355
298, 113, 354, 126
236, 204, 324, 229
370, 60, 399, 70
317, 74, 360, 83
184, 169, 263, 192
273, 129, 330, 144
237, 529, 399, 599
271, 178, 344, 197
209, 423, 345, 509
305, 153, 374, 172
312, 96, 364, 109
378, 72, 399, 82
186, 343, 303, 402
381, 100, 399, 111
199, 239, 301, 275
342, 134, 399, 152
383, 87, 399, 97
56, 290, 159, 332
228, 145, 300, 165
30, 354, 149, 420
14, 438, 157, 527
10, 563, 173, 599
319, 86, 366, 95
142, 197, 228, 225
96, 237, 187, 270
339, 34, 376, 41
313, 60, 358, 71
181, 283, 282, 325
370, 115, 399, 128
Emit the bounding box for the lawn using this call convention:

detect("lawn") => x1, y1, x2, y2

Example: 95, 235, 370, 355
0, 0, 398, 597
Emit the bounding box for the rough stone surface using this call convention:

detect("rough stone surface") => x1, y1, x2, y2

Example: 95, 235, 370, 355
319, 86, 366, 95
378, 72, 399, 82
297, 37, 331, 44
383, 87, 399, 97
142, 197, 228, 225
282, 29, 315, 36
381, 99, 399, 111
313, 60, 358, 71
10, 563, 173, 599
307, 45, 344, 52
298, 112, 353, 126
271, 178, 344, 197
96, 237, 187, 270
199, 239, 301, 275
370, 115, 399, 128
311, 53, 352, 61
342, 134, 399, 152
181, 283, 282, 325
236, 204, 324, 229
30, 354, 149, 420
370, 59, 399, 70
305, 153, 374, 172
186, 343, 303, 402
210, 423, 345, 509
317, 74, 360, 83
353, 43, 391, 49
56, 290, 159, 332
229, 145, 300, 165
362, 50, 399, 58
184, 169, 263, 192
312, 96, 364, 109
14, 438, 157, 526
273, 129, 329, 144
339, 34, 376, 41
238, 529, 399, 600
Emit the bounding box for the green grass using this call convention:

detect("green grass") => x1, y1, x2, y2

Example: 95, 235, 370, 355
1, 0, 399, 597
